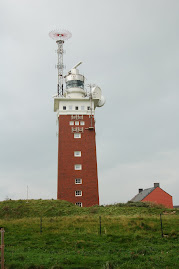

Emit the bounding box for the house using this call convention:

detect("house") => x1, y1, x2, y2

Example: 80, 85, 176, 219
130, 183, 173, 208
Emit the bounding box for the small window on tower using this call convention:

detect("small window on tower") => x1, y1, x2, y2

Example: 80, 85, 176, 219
80, 121, 85, 126
75, 178, 82, 184
87, 106, 91, 110
63, 106, 66, 110
75, 121, 79, 125
75, 190, 82, 196
75, 202, 82, 207
74, 133, 81, 138
74, 151, 81, 157
75, 106, 78, 110
69, 121, 74, 125
81, 106, 85, 110
69, 105, 72, 110
74, 164, 82, 170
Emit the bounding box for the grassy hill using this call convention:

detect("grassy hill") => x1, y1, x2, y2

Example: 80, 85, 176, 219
0, 200, 178, 269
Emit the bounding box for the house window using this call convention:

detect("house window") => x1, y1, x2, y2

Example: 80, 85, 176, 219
75, 190, 82, 196
69, 105, 72, 110
87, 106, 91, 110
75, 106, 78, 110
74, 151, 81, 157
74, 133, 81, 138
75, 202, 82, 207
80, 121, 85, 126
75, 121, 79, 125
81, 106, 85, 110
63, 106, 66, 110
74, 164, 82, 170
75, 178, 82, 184
69, 121, 74, 125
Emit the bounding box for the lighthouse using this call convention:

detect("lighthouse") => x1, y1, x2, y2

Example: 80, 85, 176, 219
49, 30, 105, 207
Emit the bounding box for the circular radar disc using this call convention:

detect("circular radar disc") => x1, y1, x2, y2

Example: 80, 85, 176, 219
49, 29, 72, 41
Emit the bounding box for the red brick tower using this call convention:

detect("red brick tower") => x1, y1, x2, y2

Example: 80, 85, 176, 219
57, 114, 99, 207
50, 30, 105, 207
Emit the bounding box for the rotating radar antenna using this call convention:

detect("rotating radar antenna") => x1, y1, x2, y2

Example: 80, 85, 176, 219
49, 29, 72, 96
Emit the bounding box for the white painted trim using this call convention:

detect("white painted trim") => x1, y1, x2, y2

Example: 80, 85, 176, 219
75, 178, 82, 184
75, 190, 82, 196
74, 151, 81, 157
74, 133, 81, 138
74, 164, 82, 170
75, 202, 83, 207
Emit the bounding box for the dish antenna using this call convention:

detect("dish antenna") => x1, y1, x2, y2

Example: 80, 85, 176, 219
49, 29, 72, 96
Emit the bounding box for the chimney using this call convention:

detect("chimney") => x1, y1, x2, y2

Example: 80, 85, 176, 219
154, 183, 160, 188
139, 188, 143, 193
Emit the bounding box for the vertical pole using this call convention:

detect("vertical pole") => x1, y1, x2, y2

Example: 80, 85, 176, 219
57, 41, 60, 96
160, 213, 164, 238
90, 84, 93, 127
1, 228, 5, 269
99, 216, 101, 236
26, 185, 29, 203
40, 217, 42, 234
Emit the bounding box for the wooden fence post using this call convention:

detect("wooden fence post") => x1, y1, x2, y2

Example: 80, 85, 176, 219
1, 228, 5, 269
99, 216, 101, 236
40, 217, 42, 233
160, 213, 164, 238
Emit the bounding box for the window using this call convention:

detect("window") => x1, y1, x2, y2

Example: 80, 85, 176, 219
69, 105, 72, 110
69, 121, 74, 125
75, 121, 79, 125
80, 121, 85, 126
74, 133, 81, 138
75, 202, 82, 207
74, 151, 81, 157
71, 115, 83, 120
75, 106, 78, 110
74, 164, 82, 170
87, 106, 91, 110
63, 106, 66, 110
75, 190, 82, 196
81, 106, 85, 110
66, 80, 84, 89
75, 178, 82, 184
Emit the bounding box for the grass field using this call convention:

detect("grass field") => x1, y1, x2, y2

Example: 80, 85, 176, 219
0, 200, 178, 269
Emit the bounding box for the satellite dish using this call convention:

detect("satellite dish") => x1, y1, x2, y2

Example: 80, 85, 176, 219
92, 86, 101, 99
97, 95, 106, 107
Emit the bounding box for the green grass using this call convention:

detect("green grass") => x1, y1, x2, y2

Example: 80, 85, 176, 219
0, 200, 178, 269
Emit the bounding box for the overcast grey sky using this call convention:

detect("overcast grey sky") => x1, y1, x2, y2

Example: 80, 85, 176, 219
0, 0, 179, 205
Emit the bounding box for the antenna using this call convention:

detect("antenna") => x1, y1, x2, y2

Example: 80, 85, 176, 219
26, 185, 29, 203
49, 29, 72, 96
71, 61, 82, 70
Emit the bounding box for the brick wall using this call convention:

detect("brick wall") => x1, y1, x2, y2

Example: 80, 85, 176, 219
142, 187, 173, 208
57, 115, 99, 207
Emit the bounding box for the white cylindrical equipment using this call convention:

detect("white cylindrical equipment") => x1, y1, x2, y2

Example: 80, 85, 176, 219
65, 68, 85, 98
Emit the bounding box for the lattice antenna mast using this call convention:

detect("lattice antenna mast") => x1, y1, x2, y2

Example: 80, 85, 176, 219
49, 30, 72, 96
56, 39, 64, 96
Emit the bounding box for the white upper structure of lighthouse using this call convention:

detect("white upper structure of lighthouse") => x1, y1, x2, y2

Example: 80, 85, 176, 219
49, 29, 105, 116
54, 63, 105, 116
